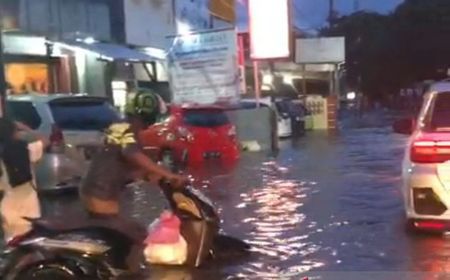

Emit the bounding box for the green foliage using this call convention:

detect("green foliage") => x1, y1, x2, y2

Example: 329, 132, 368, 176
321, 0, 450, 98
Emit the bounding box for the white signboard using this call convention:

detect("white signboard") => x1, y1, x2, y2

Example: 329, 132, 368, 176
295, 37, 345, 64
3, 35, 47, 56
167, 28, 240, 105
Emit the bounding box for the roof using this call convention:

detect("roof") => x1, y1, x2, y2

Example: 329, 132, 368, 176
6, 93, 105, 103
55, 41, 161, 62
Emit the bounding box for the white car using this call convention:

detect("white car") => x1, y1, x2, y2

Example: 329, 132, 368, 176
240, 98, 292, 138
395, 82, 450, 231
6, 94, 120, 192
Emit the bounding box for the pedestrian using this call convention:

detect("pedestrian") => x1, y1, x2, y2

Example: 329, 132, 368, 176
79, 89, 187, 270
0, 118, 49, 243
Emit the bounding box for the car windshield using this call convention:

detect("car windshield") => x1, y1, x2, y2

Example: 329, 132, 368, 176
427, 93, 450, 131
50, 99, 120, 131
183, 109, 230, 127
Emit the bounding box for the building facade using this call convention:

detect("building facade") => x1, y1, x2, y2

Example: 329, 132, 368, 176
120, 0, 213, 101
1, 0, 236, 104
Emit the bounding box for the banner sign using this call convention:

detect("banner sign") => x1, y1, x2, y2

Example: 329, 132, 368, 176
167, 28, 240, 105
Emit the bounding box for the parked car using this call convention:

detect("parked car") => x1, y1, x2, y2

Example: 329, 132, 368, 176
240, 98, 292, 138
273, 98, 311, 137
5, 94, 121, 192
394, 81, 450, 232
139, 105, 240, 167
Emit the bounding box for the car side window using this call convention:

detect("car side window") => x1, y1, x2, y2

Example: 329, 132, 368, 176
5, 101, 42, 129
422, 93, 450, 131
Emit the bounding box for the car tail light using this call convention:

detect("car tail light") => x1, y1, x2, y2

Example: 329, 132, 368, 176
48, 124, 65, 153
411, 140, 450, 164
413, 220, 446, 231
228, 126, 237, 138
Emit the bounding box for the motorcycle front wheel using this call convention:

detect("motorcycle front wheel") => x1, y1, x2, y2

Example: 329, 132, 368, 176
3, 251, 113, 280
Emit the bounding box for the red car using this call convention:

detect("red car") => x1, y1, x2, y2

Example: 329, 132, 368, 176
139, 105, 240, 167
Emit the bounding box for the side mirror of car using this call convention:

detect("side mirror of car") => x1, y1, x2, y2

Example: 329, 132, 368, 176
393, 118, 415, 135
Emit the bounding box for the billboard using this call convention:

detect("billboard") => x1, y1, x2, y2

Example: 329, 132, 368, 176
167, 28, 240, 105
249, 0, 291, 60
295, 37, 345, 64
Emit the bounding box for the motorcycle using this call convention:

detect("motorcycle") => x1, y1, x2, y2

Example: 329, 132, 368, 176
0, 181, 250, 279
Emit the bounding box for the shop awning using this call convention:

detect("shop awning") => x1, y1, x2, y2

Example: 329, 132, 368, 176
54, 40, 162, 62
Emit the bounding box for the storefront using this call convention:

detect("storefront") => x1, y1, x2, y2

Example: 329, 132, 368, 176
3, 34, 71, 95
52, 39, 163, 111
3, 33, 164, 109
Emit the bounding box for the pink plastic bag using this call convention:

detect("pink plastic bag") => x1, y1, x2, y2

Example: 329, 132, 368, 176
143, 211, 187, 265
145, 211, 181, 244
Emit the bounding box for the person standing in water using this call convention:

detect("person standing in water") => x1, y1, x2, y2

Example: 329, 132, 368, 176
0, 118, 48, 243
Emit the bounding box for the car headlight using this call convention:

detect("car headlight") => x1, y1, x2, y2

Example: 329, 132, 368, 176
166, 133, 176, 142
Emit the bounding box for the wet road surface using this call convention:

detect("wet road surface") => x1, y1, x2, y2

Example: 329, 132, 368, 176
39, 111, 450, 279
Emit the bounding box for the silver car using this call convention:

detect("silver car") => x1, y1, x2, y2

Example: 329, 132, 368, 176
394, 82, 450, 232
5, 94, 120, 192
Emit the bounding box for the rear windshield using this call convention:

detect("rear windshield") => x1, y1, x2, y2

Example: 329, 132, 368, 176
6, 101, 42, 129
426, 93, 450, 131
183, 110, 230, 127
50, 99, 120, 131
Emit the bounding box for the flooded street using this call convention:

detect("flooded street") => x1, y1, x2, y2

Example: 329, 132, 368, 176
40, 112, 450, 279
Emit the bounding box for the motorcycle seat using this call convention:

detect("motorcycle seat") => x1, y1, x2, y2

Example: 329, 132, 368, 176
27, 217, 147, 243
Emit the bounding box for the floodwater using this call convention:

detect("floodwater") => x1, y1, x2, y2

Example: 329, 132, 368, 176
35, 111, 450, 279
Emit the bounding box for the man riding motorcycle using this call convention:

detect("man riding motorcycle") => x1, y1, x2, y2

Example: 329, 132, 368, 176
79, 89, 187, 268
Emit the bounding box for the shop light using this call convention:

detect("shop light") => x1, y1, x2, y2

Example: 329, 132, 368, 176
177, 21, 193, 36
142, 47, 166, 60
262, 74, 273, 85
347, 92, 356, 100
261, 84, 272, 91
83, 37, 96, 44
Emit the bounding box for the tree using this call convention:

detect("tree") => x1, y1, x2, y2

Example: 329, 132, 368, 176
321, 0, 450, 100
391, 0, 450, 84
322, 12, 391, 99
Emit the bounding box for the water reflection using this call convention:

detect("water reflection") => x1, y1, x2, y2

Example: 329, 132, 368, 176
233, 160, 324, 279
35, 113, 450, 279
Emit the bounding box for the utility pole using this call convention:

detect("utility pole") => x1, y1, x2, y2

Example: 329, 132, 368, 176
328, 0, 335, 27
